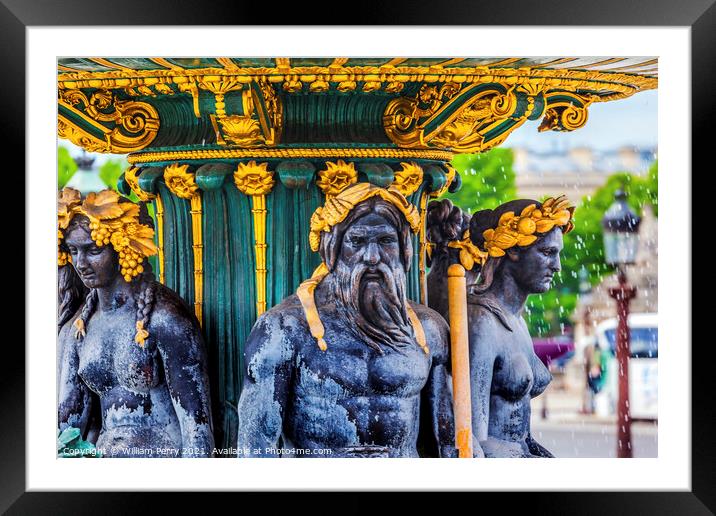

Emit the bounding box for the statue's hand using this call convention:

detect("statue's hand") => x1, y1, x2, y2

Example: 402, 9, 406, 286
472, 436, 485, 458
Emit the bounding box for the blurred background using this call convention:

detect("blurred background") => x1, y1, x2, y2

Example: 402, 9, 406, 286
58, 89, 658, 458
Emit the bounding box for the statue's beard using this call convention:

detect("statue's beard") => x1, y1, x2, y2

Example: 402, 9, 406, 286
330, 259, 415, 354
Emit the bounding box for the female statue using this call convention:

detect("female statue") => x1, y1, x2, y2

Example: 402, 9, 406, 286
427, 196, 574, 457
57, 188, 214, 457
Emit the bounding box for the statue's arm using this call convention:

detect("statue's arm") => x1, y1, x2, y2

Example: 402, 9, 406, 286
468, 313, 497, 458
156, 312, 215, 457
237, 315, 293, 458
423, 313, 457, 458
57, 333, 92, 436
526, 432, 554, 457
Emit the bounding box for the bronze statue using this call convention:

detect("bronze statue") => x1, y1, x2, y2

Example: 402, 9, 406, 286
428, 196, 574, 457
237, 183, 455, 458
57, 188, 214, 457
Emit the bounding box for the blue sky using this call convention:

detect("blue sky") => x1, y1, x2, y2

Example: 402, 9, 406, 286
506, 89, 657, 152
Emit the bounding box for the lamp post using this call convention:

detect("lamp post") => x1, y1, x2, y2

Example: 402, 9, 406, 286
602, 189, 641, 458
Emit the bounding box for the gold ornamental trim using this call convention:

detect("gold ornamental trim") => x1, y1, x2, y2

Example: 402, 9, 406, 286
155, 194, 165, 284
128, 147, 455, 164
233, 161, 276, 317
162, 164, 203, 323
189, 194, 203, 324
418, 190, 429, 305
57, 65, 657, 103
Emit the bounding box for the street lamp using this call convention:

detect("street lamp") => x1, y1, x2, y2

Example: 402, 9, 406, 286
602, 189, 641, 458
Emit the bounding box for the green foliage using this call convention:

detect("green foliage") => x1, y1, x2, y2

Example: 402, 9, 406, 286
57, 146, 78, 189
98, 158, 126, 191
443, 148, 517, 213
525, 290, 578, 337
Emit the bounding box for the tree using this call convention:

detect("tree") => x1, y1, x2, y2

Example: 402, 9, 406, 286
444, 148, 517, 214
99, 159, 126, 191
57, 146, 78, 189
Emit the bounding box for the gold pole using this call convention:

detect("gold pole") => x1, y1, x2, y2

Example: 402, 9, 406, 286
190, 194, 203, 324
447, 263, 473, 458
162, 163, 203, 325
155, 195, 165, 284
251, 194, 268, 317
418, 190, 428, 305
233, 161, 275, 319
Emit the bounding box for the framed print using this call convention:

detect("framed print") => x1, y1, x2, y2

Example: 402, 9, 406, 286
8, 0, 709, 512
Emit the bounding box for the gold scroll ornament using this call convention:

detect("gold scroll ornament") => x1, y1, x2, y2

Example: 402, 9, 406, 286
384, 83, 527, 154
124, 167, 165, 284
57, 89, 159, 154
163, 163, 203, 323
233, 161, 276, 317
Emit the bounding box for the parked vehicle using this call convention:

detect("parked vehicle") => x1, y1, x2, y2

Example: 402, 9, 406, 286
593, 313, 658, 420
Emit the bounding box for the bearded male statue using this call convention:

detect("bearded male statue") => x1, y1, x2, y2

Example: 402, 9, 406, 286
237, 183, 456, 458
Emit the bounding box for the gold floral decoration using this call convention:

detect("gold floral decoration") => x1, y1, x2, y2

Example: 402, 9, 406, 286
57, 188, 158, 283
135, 320, 150, 348
163, 163, 198, 199
447, 230, 489, 270
337, 81, 357, 92
316, 160, 358, 196
481, 195, 574, 258
233, 161, 275, 196
57, 188, 82, 265
392, 162, 423, 196
216, 115, 264, 146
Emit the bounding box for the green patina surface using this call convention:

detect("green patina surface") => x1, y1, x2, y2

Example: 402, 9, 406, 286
127, 161, 451, 450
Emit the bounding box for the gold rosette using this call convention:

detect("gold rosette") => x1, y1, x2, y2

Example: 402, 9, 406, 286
124, 166, 154, 202
163, 163, 198, 199
316, 160, 358, 196
392, 162, 423, 196
233, 161, 275, 196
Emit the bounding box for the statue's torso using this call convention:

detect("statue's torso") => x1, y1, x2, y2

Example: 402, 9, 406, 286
280, 297, 432, 458
468, 303, 552, 456
60, 305, 182, 457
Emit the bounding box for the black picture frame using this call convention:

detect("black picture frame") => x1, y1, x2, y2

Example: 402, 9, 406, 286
7, 0, 708, 512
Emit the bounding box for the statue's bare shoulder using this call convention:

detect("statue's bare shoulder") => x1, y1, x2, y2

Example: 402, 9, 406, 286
408, 301, 449, 364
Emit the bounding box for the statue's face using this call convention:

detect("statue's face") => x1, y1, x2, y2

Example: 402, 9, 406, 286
64, 224, 119, 289
331, 210, 414, 352
339, 212, 402, 279
509, 228, 564, 294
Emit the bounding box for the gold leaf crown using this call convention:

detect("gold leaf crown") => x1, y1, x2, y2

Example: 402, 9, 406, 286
452, 195, 574, 270
309, 182, 421, 252
57, 188, 158, 282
